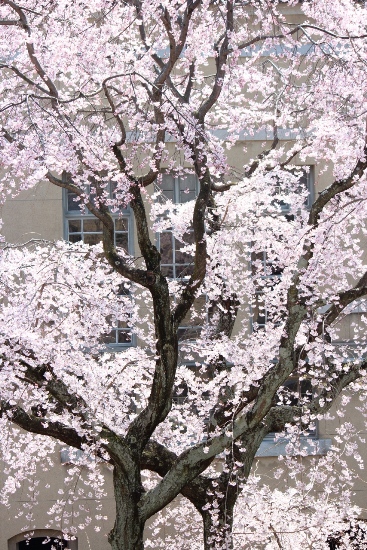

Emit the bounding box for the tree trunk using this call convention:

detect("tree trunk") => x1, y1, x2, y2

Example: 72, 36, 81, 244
202, 505, 234, 550
108, 466, 145, 550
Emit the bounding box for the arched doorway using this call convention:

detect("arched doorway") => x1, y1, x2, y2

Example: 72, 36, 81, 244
8, 530, 77, 550
18, 537, 68, 549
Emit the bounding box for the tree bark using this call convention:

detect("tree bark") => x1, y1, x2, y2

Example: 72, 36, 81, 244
108, 466, 145, 550
202, 504, 234, 550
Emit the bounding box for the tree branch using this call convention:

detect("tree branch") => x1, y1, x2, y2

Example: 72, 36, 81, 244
46, 171, 150, 288
229, 24, 367, 56
0, 400, 85, 449
0, 64, 50, 95
3, 1, 58, 100
197, 0, 233, 122
173, 167, 212, 326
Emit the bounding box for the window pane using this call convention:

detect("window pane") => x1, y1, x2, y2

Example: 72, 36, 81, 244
176, 264, 194, 278
102, 331, 117, 344
68, 219, 81, 233
160, 232, 173, 264
161, 174, 175, 190
115, 233, 128, 251
161, 265, 173, 278
84, 234, 102, 245
179, 175, 197, 203
175, 253, 192, 266
67, 191, 81, 211
83, 219, 102, 232
175, 239, 193, 265
115, 218, 127, 231
161, 174, 175, 202
118, 330, 131, 344
69, 234, 82, 243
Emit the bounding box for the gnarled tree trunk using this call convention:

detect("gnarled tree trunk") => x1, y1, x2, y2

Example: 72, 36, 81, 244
108, 466, 145, 550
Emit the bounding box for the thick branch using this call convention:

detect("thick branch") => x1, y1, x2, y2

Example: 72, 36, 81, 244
18, 361, 90, 423
139, 355, 366, 522
173, 167, 211, 325
317, 270, 367, 333
0, 400, 85, 448
308, 144, 367, 229
142, 439, 213, 509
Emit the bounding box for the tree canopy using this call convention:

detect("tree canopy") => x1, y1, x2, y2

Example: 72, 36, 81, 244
1, 1, 367, 549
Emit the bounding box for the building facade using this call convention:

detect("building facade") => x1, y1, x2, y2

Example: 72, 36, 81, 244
1, 140, 366, 549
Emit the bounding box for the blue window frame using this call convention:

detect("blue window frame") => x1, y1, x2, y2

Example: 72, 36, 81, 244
155, 174, 205, 342
62, 187, 134, 348
156, 174, 198, 279
274, 165, 314, 212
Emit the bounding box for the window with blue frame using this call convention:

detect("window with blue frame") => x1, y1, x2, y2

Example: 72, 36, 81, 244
156, 174, 198, 279
63, 186, 133, 347
156, 174, 206, 343
273, 165, 314, 213
251, 167, 319, 448
251, 166, 314, 331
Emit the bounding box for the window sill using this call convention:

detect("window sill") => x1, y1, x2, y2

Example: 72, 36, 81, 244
256, 437, 332, 458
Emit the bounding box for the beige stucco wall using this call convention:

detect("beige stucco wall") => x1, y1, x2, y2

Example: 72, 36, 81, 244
0, 443, 115, 550
0, 180, 63, 244
1, 139, 367, 548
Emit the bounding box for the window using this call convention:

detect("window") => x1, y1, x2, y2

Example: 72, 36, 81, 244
159, 174, 198, 204
159, 229, 195, 279
63, 187, 134, 347
274, 165, 314, 213
156, 174, 198, 279
251, 250, 283, 331
156, 174, 203, 342
251, 166, 314, 331
64, 187, 130, 251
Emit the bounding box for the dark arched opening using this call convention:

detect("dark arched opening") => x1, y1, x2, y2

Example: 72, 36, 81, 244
18, 537, 69, 550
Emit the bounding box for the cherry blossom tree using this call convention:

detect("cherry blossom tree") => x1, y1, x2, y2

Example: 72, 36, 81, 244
1, 1, 367, 549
